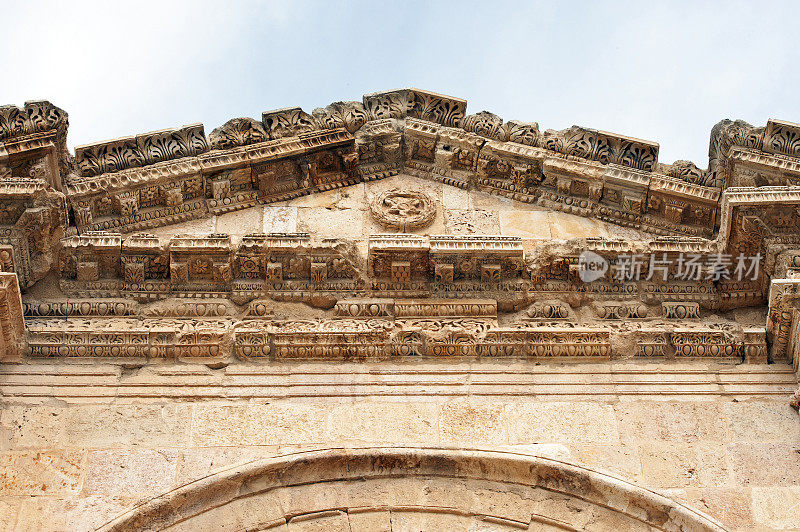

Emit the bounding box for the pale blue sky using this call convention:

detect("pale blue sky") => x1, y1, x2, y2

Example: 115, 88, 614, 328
2, 0, 798, 165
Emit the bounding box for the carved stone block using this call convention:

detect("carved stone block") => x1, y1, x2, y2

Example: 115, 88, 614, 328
763, 118, 800, 158
369, 189, 435, 231
266, 262, 283, 282
210, 176, 231, 199
526, 303, 569, 320
0, 246, 14, 273
310, 262, 327, 285
123, 259, 146, 284
76, 260, 99, 282
115, 191, 138, 217
636, 330, 669, 357
664, 201, 687, 224
394, 299, 497, 318
434, 263, 454, 284
597, 302, 648, 319
160, 184, 183, 208
671, 329, 738, 357
262, 107, 316, 139
743, 327, 768, 363
480, 264, 501, 283
334, 299, 394, 318
170, 262, 188, 284
214, 261, 232, 283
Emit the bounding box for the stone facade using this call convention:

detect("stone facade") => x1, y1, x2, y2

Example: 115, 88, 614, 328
0, 88, 799, 530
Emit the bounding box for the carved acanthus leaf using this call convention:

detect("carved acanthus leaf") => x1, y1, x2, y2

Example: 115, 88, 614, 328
209, 118, 268, 150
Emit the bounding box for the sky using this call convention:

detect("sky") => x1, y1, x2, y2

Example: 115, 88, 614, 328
2, 0, 798, 166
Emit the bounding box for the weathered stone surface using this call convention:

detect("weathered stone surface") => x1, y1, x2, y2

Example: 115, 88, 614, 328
0, 451, 83, 495
727, 442, 800, 486
638, 442, 729, 488
298, 207, 365, 239
445, 209, 501, 234
725, 401, 800, 442
327, 402, 438, 444
439, 401, 506, 445
751, 486, 800, 530
506, 402, 620, 445
191, 403, 329, 447
346, 510, 391, 531
682, 488, 756, 531
287, 510, 350, 532
0, 500, 19, 531
262, 205, 298, 233
498, 210, 552, 238
214, 208, 262, 242
1, 404, 192, 449
570, 443, 643, 482
175, 446, 281, 485
85, 449, 179, 496
616, 401, 729, 443
13, 495, 137, 532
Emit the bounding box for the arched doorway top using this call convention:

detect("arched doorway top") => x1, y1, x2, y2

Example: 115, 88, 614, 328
98, 446, 728, 531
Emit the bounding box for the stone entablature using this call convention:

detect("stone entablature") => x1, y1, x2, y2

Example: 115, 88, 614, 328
0, 88, 799, 371
23, 297, 757, 362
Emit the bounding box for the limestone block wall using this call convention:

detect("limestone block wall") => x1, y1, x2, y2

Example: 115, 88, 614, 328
0, 361, 797, 531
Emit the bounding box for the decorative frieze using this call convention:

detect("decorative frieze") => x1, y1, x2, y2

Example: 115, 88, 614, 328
23, 299, 135, 317
671, 329, 739, 357
476, 140, 545, 200
393, 299, 497, 318
526, 328, 612, 357
596, 301, 649, 319
636, 329, 670, 357
262, 107, 316, 140
662, 301, 701, 319
356, 119, 402, 180
334, 298, 394, 318
525, 302, 570, 319
763, 118, 800, 158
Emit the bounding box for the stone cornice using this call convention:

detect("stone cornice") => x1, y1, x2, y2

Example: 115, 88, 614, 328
2, 88, 791, 243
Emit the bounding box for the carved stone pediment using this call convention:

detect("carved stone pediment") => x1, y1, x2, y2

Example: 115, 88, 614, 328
0, 87, 797, 370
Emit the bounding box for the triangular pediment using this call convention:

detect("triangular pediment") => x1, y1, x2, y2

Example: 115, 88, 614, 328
146, 174, 655, 249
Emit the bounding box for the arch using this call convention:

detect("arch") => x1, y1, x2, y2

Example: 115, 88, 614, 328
98, 447, 728, 531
